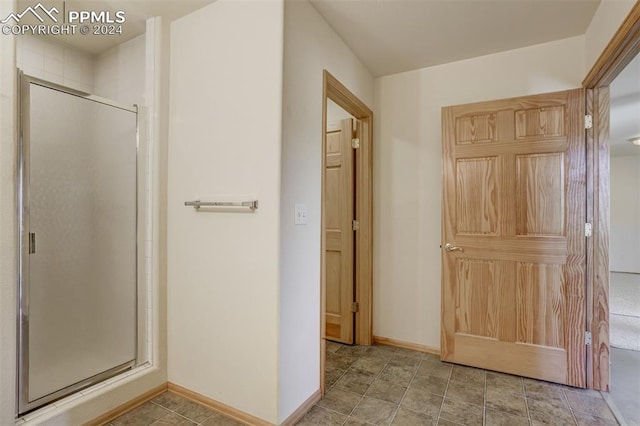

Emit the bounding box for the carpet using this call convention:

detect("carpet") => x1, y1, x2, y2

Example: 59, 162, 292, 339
610, 272, 640, 352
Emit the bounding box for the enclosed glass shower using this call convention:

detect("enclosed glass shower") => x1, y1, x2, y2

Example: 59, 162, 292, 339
18, 73, 138, 415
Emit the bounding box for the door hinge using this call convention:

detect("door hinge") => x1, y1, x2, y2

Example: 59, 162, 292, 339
351, 302, 359, 313
585, 223, 593, 237
585, 331, 592, 346
352, 220, 360, 231
585, 114, 593, 130
351, 138, 360, 149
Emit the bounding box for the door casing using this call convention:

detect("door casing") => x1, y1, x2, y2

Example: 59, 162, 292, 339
583, 1, 640, 391
320, 70, 373, 394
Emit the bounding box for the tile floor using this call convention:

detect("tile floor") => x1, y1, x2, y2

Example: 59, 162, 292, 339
108, 391, 244, 425
610, 347, 640, 425
110, 343, 620, 426
297, 342, 620, 426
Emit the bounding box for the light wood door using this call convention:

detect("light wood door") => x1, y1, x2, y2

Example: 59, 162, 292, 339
442, 89, 587, 387
325, 118, 355, 344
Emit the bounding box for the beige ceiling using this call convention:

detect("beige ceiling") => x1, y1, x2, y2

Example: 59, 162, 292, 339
309, 0, 601, 77
16, 1, 601, 65
16, 0, 215, 55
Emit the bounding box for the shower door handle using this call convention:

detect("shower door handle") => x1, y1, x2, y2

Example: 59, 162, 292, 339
29, 232, 36, 254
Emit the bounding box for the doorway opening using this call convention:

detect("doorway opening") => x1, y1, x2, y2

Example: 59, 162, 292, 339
605, 49, 640, 425
582, 0, 640, 394
321, 70, 373, 393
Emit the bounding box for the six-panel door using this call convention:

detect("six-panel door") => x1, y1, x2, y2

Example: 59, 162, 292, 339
441, 89, 587, 387
325, 118, 355, 344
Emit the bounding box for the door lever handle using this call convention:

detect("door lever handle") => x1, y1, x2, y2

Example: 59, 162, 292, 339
444, 243, 463, 252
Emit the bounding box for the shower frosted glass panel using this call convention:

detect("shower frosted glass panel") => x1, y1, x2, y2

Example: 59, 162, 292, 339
23, 82, 137, 408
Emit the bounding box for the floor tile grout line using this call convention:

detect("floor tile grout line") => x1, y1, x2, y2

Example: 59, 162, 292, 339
482, 371, 487, 426
340, 345, 425, 425
323, 344, 618, 426
560, 386, 580, 425
523, 380, 535, 426
520, 377, 533, 426
359, 346, 397, 425
336, 345, 393, 425
314, 403, 361, 424
149, 400, 204, 425
388, 351, 424, 425
435, 365, 451, 425
563, 386, 620, 425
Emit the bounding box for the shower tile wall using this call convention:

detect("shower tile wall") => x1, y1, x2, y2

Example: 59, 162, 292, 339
94, 34, 146, 106
17, 32, 154, 366
16, 35, 94, 93
93, 32, 153, 367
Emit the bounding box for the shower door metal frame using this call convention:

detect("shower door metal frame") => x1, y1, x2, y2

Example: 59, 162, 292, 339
17, 71, 139, 416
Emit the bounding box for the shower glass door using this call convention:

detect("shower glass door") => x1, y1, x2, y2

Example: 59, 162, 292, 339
19, 75, 137, 414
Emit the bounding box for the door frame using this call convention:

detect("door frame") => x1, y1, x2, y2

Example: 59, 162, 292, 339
320, 70, 373, 393
583, 2, 640, 391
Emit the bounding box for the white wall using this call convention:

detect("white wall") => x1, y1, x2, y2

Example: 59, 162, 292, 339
585, 0, 637, 73
373, 36, 586, 349
279, 0, 374, 421
16, 35, 94, 93
167, 1, 283, 423
327, 99, 354, 127
610, 155, 640, 273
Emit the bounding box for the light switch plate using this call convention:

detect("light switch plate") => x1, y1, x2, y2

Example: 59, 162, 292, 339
294, 203, 308, 225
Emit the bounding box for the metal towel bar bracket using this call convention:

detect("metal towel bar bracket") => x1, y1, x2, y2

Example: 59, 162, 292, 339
184, 200, 258, 211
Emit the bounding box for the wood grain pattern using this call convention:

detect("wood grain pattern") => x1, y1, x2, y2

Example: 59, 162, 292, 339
456, 114, 496, 144
589, 87, 611, 391
516, 262, 564, 348
564, 88, 587, 387
452, 335, 567, 384
585, 89, 595, 389
326, 131, 341, 154
442, 89, 586, 387
455, 139, 567, 158
324, 71, 373, 119
324, 118, 354, 344
456, 259, 497, 338
452, 236, 567, 264
516, 153, 565, 236
325, 170, 341, 229
325, 251, 341, 317
355, 118, 373, 346
456, 157, 499, 235
515, 106, 565, 138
